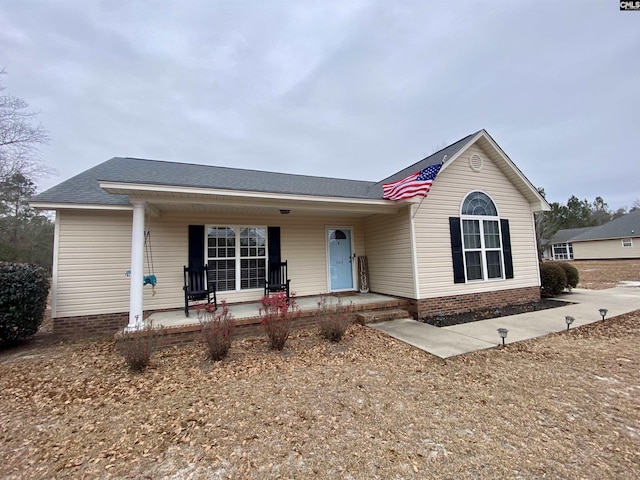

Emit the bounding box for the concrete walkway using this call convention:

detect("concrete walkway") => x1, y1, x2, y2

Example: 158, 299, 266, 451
370, 287, 640, 358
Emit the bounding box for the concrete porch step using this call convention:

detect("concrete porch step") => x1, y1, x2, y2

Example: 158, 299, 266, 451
356, 309, 412, 324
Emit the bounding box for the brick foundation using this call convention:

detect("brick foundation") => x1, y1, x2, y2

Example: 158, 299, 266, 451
54, 296, 409, 344
408, 286, 541, 320
53, 312, 129, 340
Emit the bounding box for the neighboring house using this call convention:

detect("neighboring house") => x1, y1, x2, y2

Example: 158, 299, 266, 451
563, 211, 640, 260
542, 227, 593, 260
31, 129, 549, 337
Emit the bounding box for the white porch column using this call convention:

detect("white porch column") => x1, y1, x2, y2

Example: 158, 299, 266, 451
128, 201, 146, 330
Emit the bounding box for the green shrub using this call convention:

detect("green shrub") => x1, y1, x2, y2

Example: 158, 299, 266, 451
540, 262, 567, 297
317, 294, 354, 342
197, 301, 235, 361
557, 262, 579, 289
115, 320, 164, 372
0, 262, 50, 347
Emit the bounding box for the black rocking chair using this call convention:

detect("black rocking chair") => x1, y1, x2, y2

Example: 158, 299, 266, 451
183, 265, 217, 317
264, 260, 291, 302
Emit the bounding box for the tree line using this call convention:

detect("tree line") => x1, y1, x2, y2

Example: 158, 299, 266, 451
535, 188, 639, 257
0, 70, 53, 271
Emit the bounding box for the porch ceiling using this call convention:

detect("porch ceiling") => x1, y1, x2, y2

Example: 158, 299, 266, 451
100, 182, 401, 217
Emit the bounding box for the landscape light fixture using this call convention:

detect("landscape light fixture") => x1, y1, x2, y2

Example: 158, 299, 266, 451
565, 315, 575, 331
497, 328, 508, 346
599, 308, 608, 322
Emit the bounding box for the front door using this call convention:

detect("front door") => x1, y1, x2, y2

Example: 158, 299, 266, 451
328, 228, 354, 291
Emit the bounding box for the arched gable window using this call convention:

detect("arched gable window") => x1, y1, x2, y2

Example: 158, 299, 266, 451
449, 192, 514, 283
462, 191, 498, 216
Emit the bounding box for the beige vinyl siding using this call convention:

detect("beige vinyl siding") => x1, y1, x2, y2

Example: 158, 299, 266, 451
414, 143, 540, 298
573, 237, 640, 259
363, 206, 415, 298
55, 210, 365, 317
56, 210, 133, 317
146, 213, 366, 307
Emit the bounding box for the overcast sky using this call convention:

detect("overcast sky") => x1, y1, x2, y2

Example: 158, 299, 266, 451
2, 0, 638, 210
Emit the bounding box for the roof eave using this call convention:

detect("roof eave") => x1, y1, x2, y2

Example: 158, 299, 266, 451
98, 181, 401, 216
29, 202, 133, 211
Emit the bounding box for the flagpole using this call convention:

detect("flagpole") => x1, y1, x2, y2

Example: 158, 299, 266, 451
411, 196, 426, 219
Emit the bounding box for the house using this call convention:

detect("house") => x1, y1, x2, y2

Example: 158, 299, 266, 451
544, 211, 640, 261
542, 227, 593, 260
31, 129, 549, 337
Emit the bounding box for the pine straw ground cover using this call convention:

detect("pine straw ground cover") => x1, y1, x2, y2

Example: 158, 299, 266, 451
1, 311, 639, 480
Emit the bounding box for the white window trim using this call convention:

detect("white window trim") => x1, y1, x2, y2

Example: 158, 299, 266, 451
460, 216, 505, 282
622, 238, 633, 247
205, 225, 268, 292
460, 191, 505, 282
552, 242, 574, 260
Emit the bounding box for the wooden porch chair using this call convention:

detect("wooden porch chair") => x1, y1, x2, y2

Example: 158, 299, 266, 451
264, 260, 291, 302
183, 265, 217, 317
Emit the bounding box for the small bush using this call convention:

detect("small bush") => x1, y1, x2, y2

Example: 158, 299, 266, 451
197, 301, 235, 361
260, 292, 299, 351
0, 262, 50, 347
116, 319, 163, 372
558, 262, 579, 289
317, 294, 354, 342
540, 262, 567, 297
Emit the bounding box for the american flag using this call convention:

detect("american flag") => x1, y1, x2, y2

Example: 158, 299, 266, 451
382, 163, 442, 201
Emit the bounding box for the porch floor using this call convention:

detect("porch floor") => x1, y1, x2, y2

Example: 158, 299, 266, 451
147, 293, 406, 329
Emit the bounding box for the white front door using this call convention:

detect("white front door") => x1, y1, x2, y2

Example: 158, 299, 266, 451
328, 228, 354, 291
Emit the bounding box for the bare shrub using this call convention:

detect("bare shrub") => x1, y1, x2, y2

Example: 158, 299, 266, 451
197, 301, 235, 361
115, 319, 163, 372
260, 292, 299, 350
317, 294, 354, 342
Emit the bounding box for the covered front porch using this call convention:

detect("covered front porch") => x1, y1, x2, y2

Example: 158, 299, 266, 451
98, 180, 409, 332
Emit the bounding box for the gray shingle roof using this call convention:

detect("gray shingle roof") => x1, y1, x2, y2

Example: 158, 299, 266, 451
571, 210, 640, 242
548, 227, 595, 244
374, 131, 478, 187
32, 131, 480, 206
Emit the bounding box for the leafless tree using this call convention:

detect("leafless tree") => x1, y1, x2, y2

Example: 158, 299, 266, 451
0, 68, 51, 181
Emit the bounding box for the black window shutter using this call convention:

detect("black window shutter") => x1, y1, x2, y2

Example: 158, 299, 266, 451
188, 225, 205, 269
449, 217, 465, 284
268, 227, 281, 265
501, 219, 514, 279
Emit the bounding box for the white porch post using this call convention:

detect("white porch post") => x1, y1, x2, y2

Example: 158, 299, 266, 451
128, 201, 145, 330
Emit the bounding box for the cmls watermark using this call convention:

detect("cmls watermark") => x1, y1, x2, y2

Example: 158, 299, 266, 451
620, 1, 640, 10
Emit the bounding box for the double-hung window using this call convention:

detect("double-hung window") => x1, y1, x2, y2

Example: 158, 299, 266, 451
206, 226, 267, 292
461, 192, 504, 281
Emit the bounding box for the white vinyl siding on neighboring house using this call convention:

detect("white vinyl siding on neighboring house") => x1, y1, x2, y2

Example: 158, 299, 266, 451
572, 237, 640, 260
412, 143, 540, 298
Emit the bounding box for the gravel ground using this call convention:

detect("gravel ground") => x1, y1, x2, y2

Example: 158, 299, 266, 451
1, 260, 639, 479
